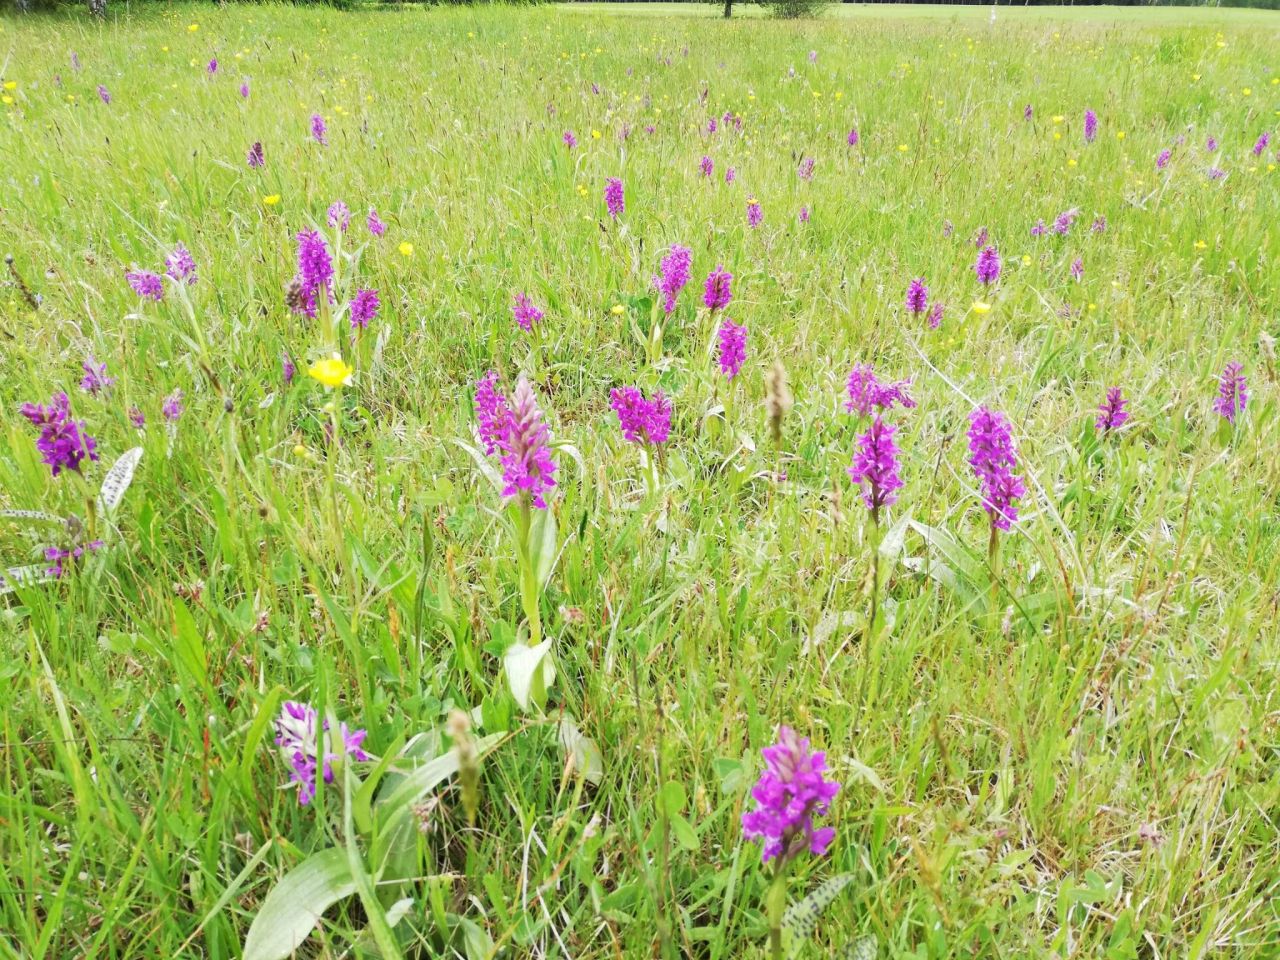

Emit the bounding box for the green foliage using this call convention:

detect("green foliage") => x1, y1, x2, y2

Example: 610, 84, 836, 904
1, 3, 1278, 958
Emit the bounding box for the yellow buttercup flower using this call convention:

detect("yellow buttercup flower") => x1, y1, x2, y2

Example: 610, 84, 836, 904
1, 96, 13, 106
591, 129, 601, 140
897, 144, 909, 152
610, 304, 625, 316
1116, 131, 1125, 140
1192, 73, 1201, 82
308, 353, 353, 389
1052, 115, 1065, 124
2, 81, 16, 91
263, 194, 281, 206
1241, 87, 1251, 97
398, 241, 414, 257
971, 301, 992, 315
1021, 255, 1032, 266
1194, 240, 1207, 250
187, 23, 199, 32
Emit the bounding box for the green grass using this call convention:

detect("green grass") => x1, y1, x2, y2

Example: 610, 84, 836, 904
567, 2, 1280, 24
1, 2, 1279, 958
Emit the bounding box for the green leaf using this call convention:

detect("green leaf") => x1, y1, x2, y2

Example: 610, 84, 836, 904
558, 715, 604, 784
528, 507, 560, 592
238, 686, 284, 795
504, 640, 555, 712
452, 438, 504, 494
783, 872, 856, 958
242, 847, 357, 960
841, 935, 879, 960
97, 446, 143, 516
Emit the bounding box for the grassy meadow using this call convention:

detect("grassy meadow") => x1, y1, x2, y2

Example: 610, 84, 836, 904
1, 2, 1279, 957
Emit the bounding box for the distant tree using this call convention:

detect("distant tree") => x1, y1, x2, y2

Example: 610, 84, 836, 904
88, 0, 105, 15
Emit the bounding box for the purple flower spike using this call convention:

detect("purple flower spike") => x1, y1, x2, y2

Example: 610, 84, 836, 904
562, 130, 577, 149
349, 288, 380, 329
97, 85, 110, 104
717, 320, 747, 380
655, 245, 692, 314
1156, 149, 1171, 170
290, 230, 334, 318
80, 357, 115, 396
1253, 132, 1271, 157
19, 392, 99, 476
797, 157, 815, 181
703, 265, 733, 312
610, 386, 672, 446
512, 292, 544, 332
846, 128, 859, 147
604, 177, 624, 219
905, 278, 928, 315
700, 155, 714, 178
967, 407, 1025, 531
848, 416, 903, 516
327, 201, 351, 233
1095, 387, 1129, 433
1084, 109, 1098, 143
497, 376, 558, 509
274, 700, 370, 807
163, 389, 184, 423
474, 371, 509, 457
846, 364, 915, 416
367, 208, 386, 236
975, 245, 1001, 286
1214, 361, 1247, 425
926, 302, 944, 330
127, 270, 164, 301
165, 244, 197, 285
741, 726, 840, 865
310, 113, 328, 146
746, 198, 762, 229
247, 141, 264, 168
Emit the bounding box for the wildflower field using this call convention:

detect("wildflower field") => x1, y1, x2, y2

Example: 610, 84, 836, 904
2, 2, 1279, 957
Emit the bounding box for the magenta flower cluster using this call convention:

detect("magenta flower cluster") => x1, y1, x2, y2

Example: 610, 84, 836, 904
604, 178, 625, 219
716, 320, 747, 380
967, 407, 1025, 531
512, 292, 544, 332
740, 726, 840, 865
290, 230, 334, 318
655, 245, 692, 314
349, 288, 380, 329
610, 387, 672, 446
1095, 387, 1129, 433
845, 364, 915, 416
474, 373, 558, 509
703, 265, 732, 312
1214, 361, 1247, 425
975, 245, 1001, 285
19, 393, 99, 477
274, 700, 369, 807
848, 416, 904, 516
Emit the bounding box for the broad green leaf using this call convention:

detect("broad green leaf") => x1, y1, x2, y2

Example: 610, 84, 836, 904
783, 872, 856, 958
238, 686, 285, 794
242, 847, 356, 960
504, 640, 555, 712
558, 714, 604, 784
1, 565, 57, 595
0, 509, 64, 524
451, 438, 504, 494
528, 507, 560, 591
97, 446, 144, 516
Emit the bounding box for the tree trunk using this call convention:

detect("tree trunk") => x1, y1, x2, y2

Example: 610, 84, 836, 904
88, 0, 106, 17
723, 0, 732, 17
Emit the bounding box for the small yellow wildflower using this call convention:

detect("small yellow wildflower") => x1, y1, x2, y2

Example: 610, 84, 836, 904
1021, 255, 1032, 266
263, 194, 281, 206
971, 301, 992, 315
1116, 131, 1125, 140
610, 304, 626, 316
1194, 240, 1207, 250
308, 353, 354, 389
1241, 87, 1251, 97
2, 81, 16, 91
187, 23, 199, 32
591, 129, 601, 140
1052, 115, 1065, 124
293, 444, 308, 458
1192, 73, 1201, 82
1, 96, 12, 106
399, 242, 414, 257
1067, 158, 1078, 168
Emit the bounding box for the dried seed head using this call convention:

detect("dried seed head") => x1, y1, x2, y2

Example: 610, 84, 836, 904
764, 361, 792, 446
447, 709, 480, 825
283, 275, 306, 314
